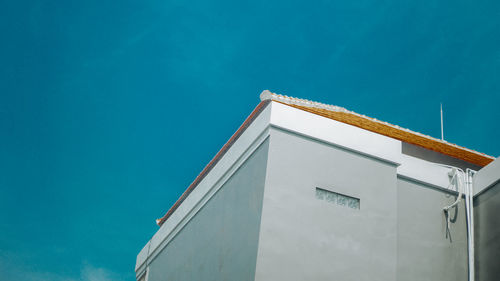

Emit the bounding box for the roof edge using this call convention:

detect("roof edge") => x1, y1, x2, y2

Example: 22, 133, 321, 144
156, 100, 271, 226
260, 90, 494, 167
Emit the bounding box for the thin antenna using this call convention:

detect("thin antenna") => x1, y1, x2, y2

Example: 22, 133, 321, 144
440, 103, 444, 141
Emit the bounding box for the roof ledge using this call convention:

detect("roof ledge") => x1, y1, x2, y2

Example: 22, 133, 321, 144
259, 90, 494, 167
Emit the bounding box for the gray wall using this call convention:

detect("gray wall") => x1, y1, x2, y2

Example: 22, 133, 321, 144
145, 127, 472, 281
255, 128, 468, 281
147, 139, 269, 281
402, 142, 481, 171
397, 178, 467, 281
255, 128, 399, 281
474, 182, 500, 281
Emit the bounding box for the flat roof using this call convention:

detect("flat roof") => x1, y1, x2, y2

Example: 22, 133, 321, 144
261, 91, 494, 167
156, 91, 494, 226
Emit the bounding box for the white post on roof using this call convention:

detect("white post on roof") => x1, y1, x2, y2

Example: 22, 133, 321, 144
440, 103, 444, 141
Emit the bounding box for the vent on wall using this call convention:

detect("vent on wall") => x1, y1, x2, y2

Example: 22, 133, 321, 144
315, 187, 360, 210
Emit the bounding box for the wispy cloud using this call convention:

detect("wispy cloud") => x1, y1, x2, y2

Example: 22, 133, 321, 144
80, 263, 123, 281
0, 254, 124, 281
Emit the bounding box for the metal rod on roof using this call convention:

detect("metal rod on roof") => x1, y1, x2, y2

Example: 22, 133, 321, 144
440, 103, 444, 141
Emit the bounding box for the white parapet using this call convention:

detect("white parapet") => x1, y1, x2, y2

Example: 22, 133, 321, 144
474, 157, 500, 196
269, 101, 402, 166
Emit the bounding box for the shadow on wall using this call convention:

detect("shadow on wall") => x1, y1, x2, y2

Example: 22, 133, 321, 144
443, 200, 459, 243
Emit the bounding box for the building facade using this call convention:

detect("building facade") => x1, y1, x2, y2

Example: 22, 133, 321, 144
136, 91, 499, 281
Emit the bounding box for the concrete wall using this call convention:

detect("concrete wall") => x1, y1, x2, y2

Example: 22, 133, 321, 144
254, 128, 468, 281
474, 182, 500, 281
402, 142, 481, 171
146, 139, 269, 281
397, 178, 467, 281
255, 128, 399, 281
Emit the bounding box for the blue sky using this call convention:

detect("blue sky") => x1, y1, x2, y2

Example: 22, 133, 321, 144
1, 0, 499, 280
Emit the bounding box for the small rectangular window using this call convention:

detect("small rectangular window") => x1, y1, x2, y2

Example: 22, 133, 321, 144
315, 187, 360, 210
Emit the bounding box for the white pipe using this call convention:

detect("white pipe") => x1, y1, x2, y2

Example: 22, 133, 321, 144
429, 162, 475, 281
464, 171, 472, 281
466, 169, 476, 281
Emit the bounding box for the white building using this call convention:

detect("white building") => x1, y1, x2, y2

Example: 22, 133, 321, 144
136, 91, 500, 281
